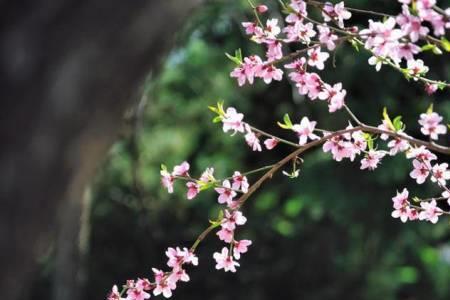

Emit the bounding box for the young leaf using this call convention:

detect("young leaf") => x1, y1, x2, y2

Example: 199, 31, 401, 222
440, 37, 450, 52
382, 107, 396, 131
393, 116, 405, 131
225, 52, 242, 65
426, 103, 433, 114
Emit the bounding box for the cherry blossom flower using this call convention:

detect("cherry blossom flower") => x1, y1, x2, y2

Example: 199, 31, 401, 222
161, 170, 175, 193
377, 120, 392, 140
266, 40, 283, 61
216, 227, 234, 243
264, 137, 279, 150
318, 82, 347, 112
264, 19, 281, 39
322, 1, 352, 28
186, 182, 200, 200
172, 162, 190, 177
396, 4, 429, 42
419, 200, 443, 224
199, 167, 215, 184
317, 24, 339, 51
126, 288, 151, 300
285, 0, 308, 23
242, 22, 258, 35
360, 150, 385, 171
430, 163, 450, 186
284, 21, 316, 43
410, 159, 431, 184
418, 111, 447, 140
425, 83, 438, 95
167, 267, 190, 284
213, 248, 240, 272
392, 188, 409, 209
406, 146, 437, 162
406, 59, 429, 79
443, 190, 450, 205
323, 135, 354, 161
292, 117, 320, 145
397, 43, 421, 61
368, 56, 384, 71
307, 47, 329, 70
387, 138, 410, 156
233, 240, 252, 259
260, 64, 283, 84
222, 210, 247, 231
108, 285, 124, 300
392, 206, 411, 223
244, 126, 262, 152
222, 107, 245, 135
232, 172, 249, 193
215, 180, 237, 204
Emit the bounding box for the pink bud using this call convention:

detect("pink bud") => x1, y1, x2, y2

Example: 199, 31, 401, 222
256, 5, 268, 13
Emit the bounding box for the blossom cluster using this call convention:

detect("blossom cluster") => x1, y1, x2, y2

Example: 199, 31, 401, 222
108, 247, 198, 300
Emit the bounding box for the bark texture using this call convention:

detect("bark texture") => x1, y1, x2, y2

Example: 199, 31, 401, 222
0, 0, 202, 299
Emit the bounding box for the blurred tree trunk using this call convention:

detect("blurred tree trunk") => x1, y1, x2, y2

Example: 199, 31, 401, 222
0, 0, 202, 299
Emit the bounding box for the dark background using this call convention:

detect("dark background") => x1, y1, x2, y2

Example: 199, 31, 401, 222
22, 0, 450, 299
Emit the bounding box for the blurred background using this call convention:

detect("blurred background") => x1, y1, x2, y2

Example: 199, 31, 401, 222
26, 0, 450, 299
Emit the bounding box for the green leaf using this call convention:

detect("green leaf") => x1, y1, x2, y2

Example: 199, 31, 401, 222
278, 113, 293, 129
440, 37, 450, 52
225, 52, 242, 65
364, 133, 374, 150
393, 115, 405, 131
382, 107, 396, 131
350, 39, 359, 52
426, 103, 434, 114
212, 116, 222, 123
160, 164, 167, 171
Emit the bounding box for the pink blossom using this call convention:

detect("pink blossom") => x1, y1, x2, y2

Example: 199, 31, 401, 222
360, 150, 385, 171
264, 137, 279, 150
323, 135, 354, 162
264, 19, 281, 39
108, 285, 124, 300
318, 82, 346, 112
167, 267, 190, 284
165, 247, 187, 268
418, 112, 447, 140
242, 22, 258, 35
424, 83, 438, 95
407, 59, 429, 79
199, 167, 215, 184
284, 21, 316, 43
410, 159, 431, 184
266, 40, 283, 61
172, 161, 190, 177
232, 172, 249, 193
186, 182, 200, 200
317, 24, 339, 50
442, 190, 450, 205
368, 56, 383, 71
256, 5, 268, 13
392, 206, 411, 223
161, 170, 175, 193
430, 163, 450, 186
260, 64, 283, 84
215, 180, 237, 204
213, 248, 240, 272
222, 107, 245, 135
233, 239, 252, 259
244, 126, 262, 152
406, 146, 437, 162
387, 138, 410, 156
396, 43, 421, 61
419, 200, 443, 224
230, 55, 263, 86
285, 1, 308, 23
396, 5, 429, 42
322, 1, 352, 28
292, 117, 319, 145
216, 227, 234, 243
377, 120, 392, 140
392, 188, 409, 209
126, 288, 150, 300
222, 209, 247, 231
307, 47, 329, 70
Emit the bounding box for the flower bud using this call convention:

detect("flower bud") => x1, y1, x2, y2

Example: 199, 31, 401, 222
256, 5, 268, 13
